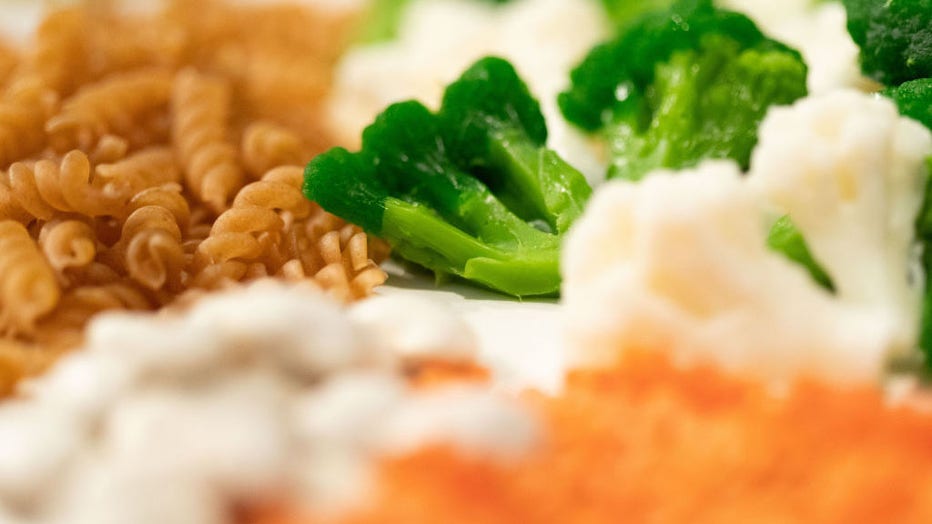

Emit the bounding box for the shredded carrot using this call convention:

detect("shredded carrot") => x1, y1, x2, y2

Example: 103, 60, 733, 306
260, 352, 932, 523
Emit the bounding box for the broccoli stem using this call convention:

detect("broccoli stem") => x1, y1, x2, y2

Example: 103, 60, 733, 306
383, 199, 500, 262
400, 163, 558, 250
383, 199, 560, 296
486, 130, 591, 234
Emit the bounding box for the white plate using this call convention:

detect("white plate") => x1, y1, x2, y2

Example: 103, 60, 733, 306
378, 261, 567, 394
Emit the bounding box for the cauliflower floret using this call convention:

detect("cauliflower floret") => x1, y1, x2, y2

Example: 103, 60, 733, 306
326, 0, 609, 183
563, 162, 897, 386
749, 91, 932, 352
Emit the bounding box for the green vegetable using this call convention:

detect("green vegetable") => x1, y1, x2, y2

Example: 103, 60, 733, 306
841, 0, 932, 86
884, 78, 932, 130
304, 57, 592, 297
598, 0, 672, 29
559, 0, 808, 181
766, 215, 834, 290
914, 156, 932, 366
884, 79, 932, 366
358, 0, 515, 43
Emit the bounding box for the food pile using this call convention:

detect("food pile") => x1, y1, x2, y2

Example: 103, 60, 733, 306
0, 0, 931, 522
0, 0, 388, 393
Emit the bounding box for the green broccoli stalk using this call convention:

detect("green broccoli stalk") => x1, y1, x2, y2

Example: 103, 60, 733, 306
766, 215, 834, 291
304, 58, 592, 297
559, 0, 808, 181
842, 0, 932, 86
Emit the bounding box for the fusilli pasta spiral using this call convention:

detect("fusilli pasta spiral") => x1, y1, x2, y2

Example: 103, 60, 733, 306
0, 220, 60, 334
4, 150, 121, 222
46, 68, 173, 152
104, 185, 189, 291
0, 0, 387, 392
0, 78, 58, 168
195, 165, 309, 270
22, 6, 90, 96
95, 146, 180, 207
241, 121, 309, 179
171, 68, 243, 213
37, 218, 97, 279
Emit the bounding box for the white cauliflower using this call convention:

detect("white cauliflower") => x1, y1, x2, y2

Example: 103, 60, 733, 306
326, 0, 609, 183
562, 162, 894, 385
563, 91, 932, 385
749, 91, 932, 352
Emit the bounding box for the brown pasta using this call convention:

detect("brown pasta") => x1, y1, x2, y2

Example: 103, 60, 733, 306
0, 220, 60, 335
241, 121, 309, 179
301, 220, 388, 301
0, 339, 56, 396
88, 134, 130, 164
171, 68, 243, 213
37, 218, 97, 280
0, 78, 58, 168
0, 0, 387, 391
94, 146, 180, 207
32, 281, 155, 350
82, 7, 187, 79
100, 192, 187, 292
46, 68, 173, 152
4, 150, 121, 222
0, 41, 19, 90
22, 6, 90, 96
194, 165, 310, 275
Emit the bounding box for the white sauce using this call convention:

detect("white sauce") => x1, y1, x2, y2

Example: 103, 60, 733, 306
0, 281, 537, 523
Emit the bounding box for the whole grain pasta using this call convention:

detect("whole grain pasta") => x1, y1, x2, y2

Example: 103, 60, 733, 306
195, 165, 308, 271
0, 41, 18, 87
0, 220, 60, 335
0, 0, 387, 392
0, 339, 55, 396
94, 146, 180, 206
241, 121, 309, 179
46, 68, 173, 152
5, 150, 122, 222
22, 6, 90, 96
103, 204, 186, 292
0, 78, 58, 168
32, 280, 154, 350
82, 7, 187, 79
37, 218, 97, 278
88, 134, 130, 164
171, 68, 243, 213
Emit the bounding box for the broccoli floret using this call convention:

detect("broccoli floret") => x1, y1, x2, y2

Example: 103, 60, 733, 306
599, 0, 672, 29
842, 0, 932, 85
884, 78, 932, 130
766, 215, 834, 290
304, 58, 591, 297
886, 81, 932, 366
439, 57, 591, 234
559, 0, 808, 181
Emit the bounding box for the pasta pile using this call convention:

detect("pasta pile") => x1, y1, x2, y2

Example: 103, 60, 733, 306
0, 0, 389, 394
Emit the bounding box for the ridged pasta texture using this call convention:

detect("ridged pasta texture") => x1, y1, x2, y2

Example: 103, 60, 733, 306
171, 68, 243, 212
0, 0, 386, 393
